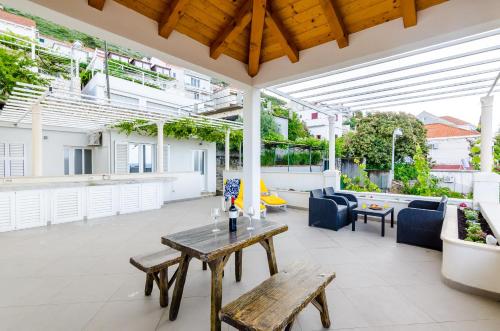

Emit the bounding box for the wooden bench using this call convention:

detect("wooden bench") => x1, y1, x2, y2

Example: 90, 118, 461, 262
130, 249, 182, 307
220, 262, 335, 331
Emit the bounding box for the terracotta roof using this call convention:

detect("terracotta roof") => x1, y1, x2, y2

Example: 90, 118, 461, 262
440, 116, 472, 126
432, 164, 474, 170
425, 123, 479, 139
0, 10, 36, 28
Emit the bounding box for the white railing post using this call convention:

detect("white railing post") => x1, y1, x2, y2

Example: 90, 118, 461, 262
328, 116, 336, 171
225, 128, 231, 171
157, 121, 164, 173
31, 103, 43, 176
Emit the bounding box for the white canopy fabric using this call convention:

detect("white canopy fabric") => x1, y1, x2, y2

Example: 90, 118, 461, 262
0, 82, 243, 131
269, 29, 500, 113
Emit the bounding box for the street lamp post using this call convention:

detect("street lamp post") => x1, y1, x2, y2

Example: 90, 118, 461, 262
389, 128, 403, 190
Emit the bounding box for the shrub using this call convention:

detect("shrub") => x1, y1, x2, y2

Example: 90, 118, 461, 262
464, 209, 479, 221
341, 159, 381, 192
465, 221, 486, 243
394, 162, 417, 182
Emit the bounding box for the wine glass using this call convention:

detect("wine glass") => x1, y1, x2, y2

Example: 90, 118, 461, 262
211, 207, 221, 232
247, 206, 255, 230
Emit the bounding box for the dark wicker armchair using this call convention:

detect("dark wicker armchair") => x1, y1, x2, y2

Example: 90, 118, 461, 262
396, 196, 448, 251
309, 189, 350, 231
323, 187, 358, 221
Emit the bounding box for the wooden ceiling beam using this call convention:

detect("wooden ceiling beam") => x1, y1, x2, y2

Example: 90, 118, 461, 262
88, 0, 105, 11
158, 0, 190, 39
210, 0, 253, 60
401, 0, 417, 28
248, 0, 266, 77
265, 10, 299, 63
318, 0, 348, 48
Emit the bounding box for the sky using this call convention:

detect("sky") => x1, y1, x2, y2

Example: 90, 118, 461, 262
372, 94, 500, 130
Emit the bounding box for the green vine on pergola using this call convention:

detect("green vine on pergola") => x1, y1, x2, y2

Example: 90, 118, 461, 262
113, 118, 243, 149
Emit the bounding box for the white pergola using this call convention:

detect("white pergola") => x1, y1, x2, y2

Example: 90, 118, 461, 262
0, 82, 243, 176
268, 28, 500, 185
4, 0, 500, 217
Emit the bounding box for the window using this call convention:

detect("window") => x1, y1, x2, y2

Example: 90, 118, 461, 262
194, 92, 200, 100
128, 143, 155, 173
190, 77, 200, 88
311, 112, 318, 119
0, 143, 25, 177
63, 147, 92, 175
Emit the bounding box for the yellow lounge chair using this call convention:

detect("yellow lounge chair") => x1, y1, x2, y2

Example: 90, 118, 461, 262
234, 181, 267, 217
260, 180, 287, 210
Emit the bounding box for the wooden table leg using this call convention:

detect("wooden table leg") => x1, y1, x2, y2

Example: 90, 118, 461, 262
235, 250, 242, 282
208, 257, 225, 331
313, 290, 331, 328
159, 268, 168, 307
381, 215, 385, 237
260, 237, 278, 276
203, 261, 207, 270
145, 273, 154, 296
169, 253, 191, 321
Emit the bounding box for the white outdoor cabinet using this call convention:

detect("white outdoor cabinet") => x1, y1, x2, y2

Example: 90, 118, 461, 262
140, 182, 161, 211
86, 185, 117, 219
51, 188, 84, 224
119, 183, 141, 214
14, 190, 45, 230
0, 192, 15, 232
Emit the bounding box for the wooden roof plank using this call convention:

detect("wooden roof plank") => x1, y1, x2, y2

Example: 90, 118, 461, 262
265, 10, 299, 63
401, 0, 417, 28
88, 0, 106, 10
248, 0, 267, 76
210, 0, 253, 60
158, 0, 191, 38
318, 0, 348, 48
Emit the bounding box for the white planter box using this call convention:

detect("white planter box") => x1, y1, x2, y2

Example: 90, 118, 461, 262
441, 205, 500, 298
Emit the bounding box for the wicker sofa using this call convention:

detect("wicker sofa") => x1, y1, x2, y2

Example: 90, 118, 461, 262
308, 189, 350, 231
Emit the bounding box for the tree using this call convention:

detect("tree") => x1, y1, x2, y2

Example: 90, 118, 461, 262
343, 112, 428, 170
261, 109, 283, 140
469, 134, 500, 173
0, 47, 48, 106
287, 112, 309, 141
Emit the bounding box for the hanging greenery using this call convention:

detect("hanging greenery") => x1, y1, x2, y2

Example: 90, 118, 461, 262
113, 118, 242, 145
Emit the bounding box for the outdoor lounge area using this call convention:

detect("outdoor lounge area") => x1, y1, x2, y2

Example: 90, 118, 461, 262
1, 0, 500, 330
1, 196, 500, 331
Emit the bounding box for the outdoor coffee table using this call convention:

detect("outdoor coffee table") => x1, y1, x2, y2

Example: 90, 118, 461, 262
161, 217, 288, 331
352, 206, 394, 237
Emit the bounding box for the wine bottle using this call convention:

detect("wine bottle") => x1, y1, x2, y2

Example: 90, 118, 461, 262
229, 197, 238, 232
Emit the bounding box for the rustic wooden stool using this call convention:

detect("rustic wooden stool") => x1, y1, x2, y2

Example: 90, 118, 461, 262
220, 262, 335, 330
130, 249, 182, 307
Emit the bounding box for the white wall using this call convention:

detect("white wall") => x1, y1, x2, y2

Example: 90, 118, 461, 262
428, 137, 477, 165
0, 125, 90, 177
431, 170, 476, 194
0, 18, 36, 39
0, 125, 217, 193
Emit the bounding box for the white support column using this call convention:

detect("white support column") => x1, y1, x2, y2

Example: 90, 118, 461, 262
225, 128, 230, 172
328, 116, 336, 171
324, 115, 341, 189
480, 96, 494, 172
243, 87, 261, 219
157, 121, 164, 173
473, 96, 500, 206
31, 103, 43, 176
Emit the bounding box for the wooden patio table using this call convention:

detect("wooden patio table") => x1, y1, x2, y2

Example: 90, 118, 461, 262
161, 217, 288, 331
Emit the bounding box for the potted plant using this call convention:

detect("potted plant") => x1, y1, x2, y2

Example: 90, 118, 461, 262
464, 208, 479, 222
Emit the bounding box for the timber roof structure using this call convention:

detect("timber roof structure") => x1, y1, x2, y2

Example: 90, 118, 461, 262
87, 0, 448, 76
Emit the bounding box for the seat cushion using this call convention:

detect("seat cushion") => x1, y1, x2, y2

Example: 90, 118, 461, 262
261, 195, 287, 206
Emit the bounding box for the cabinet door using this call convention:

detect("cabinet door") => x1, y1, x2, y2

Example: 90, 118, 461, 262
0, 192, 14, 232
15, 191, 45, 230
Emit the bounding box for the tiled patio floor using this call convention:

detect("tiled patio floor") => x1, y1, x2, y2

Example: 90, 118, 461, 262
0, 197, 499, 331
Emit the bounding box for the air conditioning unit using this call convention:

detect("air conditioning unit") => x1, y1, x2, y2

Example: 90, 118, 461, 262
442, 176, 454, 183
87, 132, 102, 146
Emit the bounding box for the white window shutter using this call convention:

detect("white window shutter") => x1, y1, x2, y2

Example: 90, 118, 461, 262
163, 145, 170, 172
0, 143, 5, 177
115, 142, 129, 174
